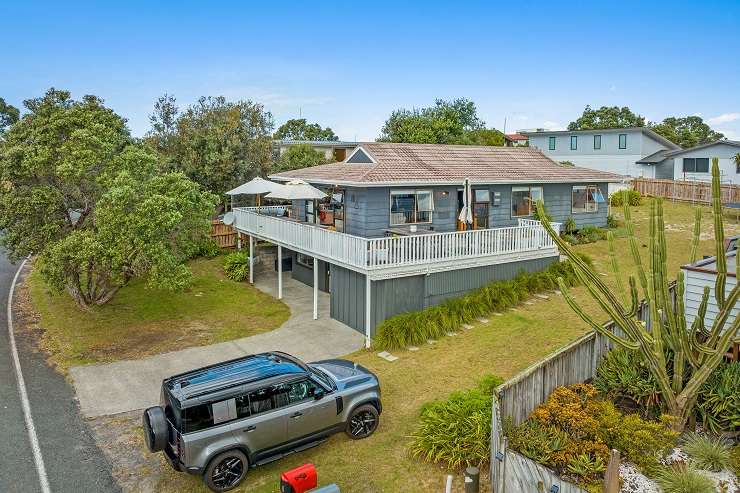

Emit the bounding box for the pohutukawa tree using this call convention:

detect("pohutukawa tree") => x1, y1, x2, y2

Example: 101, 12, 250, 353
538, 158, 739, 431
0, 89, 217, 309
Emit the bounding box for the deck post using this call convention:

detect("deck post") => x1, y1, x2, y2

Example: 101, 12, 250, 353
365, 275, 371, 349
313, 257, 318, 320
277, 245, 283, 300
249, 235, 254, 284
237, 231, 242, 250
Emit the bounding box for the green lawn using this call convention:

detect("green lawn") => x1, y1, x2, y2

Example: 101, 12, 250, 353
28, 256, 290, 372
97, 199, 740, 492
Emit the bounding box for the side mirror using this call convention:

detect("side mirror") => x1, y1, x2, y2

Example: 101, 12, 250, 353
314, 388, 326, 400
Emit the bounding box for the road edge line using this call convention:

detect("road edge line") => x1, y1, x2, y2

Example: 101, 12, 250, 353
7, 258, 51, 493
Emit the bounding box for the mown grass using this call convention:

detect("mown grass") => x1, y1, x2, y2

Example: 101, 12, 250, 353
28, 256, 290, 372
101, 199, 740, 492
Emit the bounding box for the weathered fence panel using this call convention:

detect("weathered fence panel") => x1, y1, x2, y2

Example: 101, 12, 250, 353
490, 286, 670, 492
633, 177, 740, 204
504, 450, 588, 493
210, 219, 237, 249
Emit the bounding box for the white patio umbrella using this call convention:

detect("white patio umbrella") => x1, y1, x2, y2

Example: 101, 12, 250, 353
264, 179, 327, 200
457, 177, 473, 228
226, 177, 283, 208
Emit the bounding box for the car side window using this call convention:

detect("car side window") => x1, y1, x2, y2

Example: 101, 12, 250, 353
235, 394, 251, 419
287, 379, 321, 404
248, 387, 275, 415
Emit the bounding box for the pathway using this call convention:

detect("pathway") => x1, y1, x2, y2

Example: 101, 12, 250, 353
70, 272, 364, 417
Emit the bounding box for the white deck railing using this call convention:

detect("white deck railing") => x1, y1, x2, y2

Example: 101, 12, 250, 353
233, 207, 559, 273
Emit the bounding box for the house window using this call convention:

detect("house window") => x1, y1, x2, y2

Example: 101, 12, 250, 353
618, 134, 627, 149
473, 189, 490, 229
549, 136, 556, 150
594, 135, 601, 150
305, 200, 315, 223
570, 136, 577, 150
572, 185, 601, 213
296, 253, 313, 268
390, 190, 434, 225
682, 158, 709, 173
511, 186, 543, 217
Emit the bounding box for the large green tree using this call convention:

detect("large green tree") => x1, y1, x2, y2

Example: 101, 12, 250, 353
0, 89, 216, 308
0, 97, 20, 135
274, 118, 338, 141
568, 105, 645, 130
649, 116, 724, 148
378, 98, 488, 144
146, 95, 274, 194
273, 144, 328, 172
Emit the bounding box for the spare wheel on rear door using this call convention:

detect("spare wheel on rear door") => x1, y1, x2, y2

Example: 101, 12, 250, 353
143, 406, 168, 452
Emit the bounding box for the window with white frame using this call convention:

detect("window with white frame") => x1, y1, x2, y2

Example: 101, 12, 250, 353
389, 190, 434, 225
511, 186, 543, 217
572, 185, 600, 213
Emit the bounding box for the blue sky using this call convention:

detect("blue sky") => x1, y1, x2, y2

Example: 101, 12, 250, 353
2, 1, 739, 141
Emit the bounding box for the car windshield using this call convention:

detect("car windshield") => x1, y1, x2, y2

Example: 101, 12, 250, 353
309, 365, 335, 390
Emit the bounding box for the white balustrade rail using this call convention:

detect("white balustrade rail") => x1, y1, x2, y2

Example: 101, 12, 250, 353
233, 207, 559, 273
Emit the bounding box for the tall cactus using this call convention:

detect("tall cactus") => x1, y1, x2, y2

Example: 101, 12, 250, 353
538, 157, 739, 431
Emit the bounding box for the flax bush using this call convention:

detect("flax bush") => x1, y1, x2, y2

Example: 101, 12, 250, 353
408, 375, 503, 469
223, 251, 250, 282
374, 256, 588, 350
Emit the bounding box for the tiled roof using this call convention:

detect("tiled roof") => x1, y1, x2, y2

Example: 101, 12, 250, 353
505, 133, 528, 141
270, 142, 623, 185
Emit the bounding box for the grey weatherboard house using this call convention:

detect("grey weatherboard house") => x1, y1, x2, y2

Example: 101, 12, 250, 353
232, 143, 622, 344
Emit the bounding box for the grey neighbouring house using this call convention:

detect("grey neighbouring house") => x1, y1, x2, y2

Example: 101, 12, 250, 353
660, 140, 740, 184
524, 127, 681, 181
233, 142, 622, 345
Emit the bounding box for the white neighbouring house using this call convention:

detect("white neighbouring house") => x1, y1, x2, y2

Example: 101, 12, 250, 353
524, 127, 681, 180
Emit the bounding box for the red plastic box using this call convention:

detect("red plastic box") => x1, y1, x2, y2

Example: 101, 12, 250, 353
280, 463, 318, 493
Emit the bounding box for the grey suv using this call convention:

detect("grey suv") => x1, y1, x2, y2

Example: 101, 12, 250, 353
142, 351, 382, 492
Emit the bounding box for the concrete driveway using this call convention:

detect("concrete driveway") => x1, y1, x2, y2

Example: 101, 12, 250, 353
70, 273, 364, 417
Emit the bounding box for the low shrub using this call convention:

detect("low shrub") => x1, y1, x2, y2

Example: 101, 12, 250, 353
508, 384, 677, 483
606, 214, 618, 229
374, 258, 587, 350
593, 348, 662, 415
409, 375, 503, 469
696, 361, 740, 434
682, 433, 731, 472
597, 405, 677, 471
563, 216, 577, 234
654, 464, 715, 493
610, 189, 642, 207
223, 251, 250, 282
730, 445, 740, 475
192, 238, 222, 258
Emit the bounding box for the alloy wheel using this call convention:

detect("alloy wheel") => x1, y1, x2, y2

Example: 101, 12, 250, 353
350, 410, 377, 437
211, 456, 244, 489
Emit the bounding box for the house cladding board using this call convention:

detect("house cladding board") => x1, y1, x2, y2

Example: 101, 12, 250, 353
291, 253, 329, 292
527, 128, 677, 179
670, 142, 740, 184
683, 267, 738, 330
331, 256, 559, 336
325, 182, 609, 238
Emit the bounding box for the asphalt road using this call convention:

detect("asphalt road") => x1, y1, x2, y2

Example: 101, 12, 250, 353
0, 253, 120, 493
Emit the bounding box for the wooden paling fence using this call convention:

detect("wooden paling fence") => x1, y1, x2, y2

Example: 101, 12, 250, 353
490, 288, 665, 493
633, 178, 740, 204
210, 220, 237, 249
